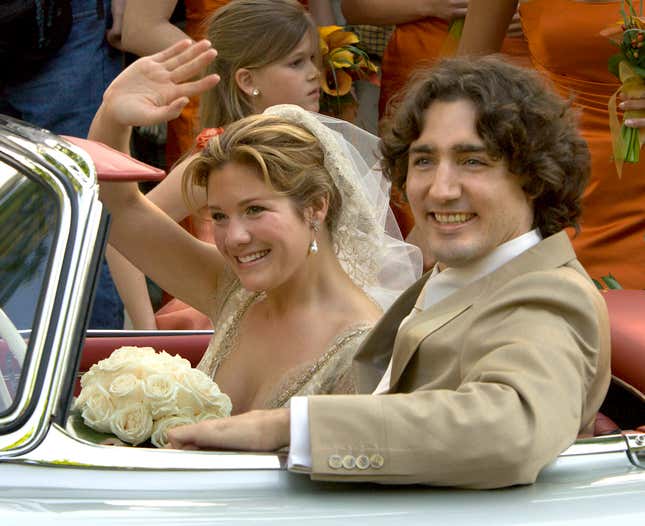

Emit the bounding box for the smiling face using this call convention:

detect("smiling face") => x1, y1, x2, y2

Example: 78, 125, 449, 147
207, 161, 312, 292
405, 99, 534, 270
249, 32, 320, 113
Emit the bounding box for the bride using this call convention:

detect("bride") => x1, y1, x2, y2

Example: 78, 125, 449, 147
91, 40, 420, 413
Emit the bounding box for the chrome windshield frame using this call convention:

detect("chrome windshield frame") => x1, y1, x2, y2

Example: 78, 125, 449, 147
0, 117, 103, 457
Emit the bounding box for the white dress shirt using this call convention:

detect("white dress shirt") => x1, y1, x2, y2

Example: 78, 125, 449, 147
288, 229, 543, 471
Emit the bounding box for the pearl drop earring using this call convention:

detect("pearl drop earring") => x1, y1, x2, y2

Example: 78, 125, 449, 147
309, 220, 320, 255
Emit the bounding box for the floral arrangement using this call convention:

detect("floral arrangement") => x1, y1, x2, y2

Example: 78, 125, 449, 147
603, 0, 645, 168
318, 25, 378, 118
74, 346, 231, 447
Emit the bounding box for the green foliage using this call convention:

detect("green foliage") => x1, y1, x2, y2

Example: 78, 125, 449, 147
593, 274, 623, 290
67, 411, 116, 445
622, 125, 642, 162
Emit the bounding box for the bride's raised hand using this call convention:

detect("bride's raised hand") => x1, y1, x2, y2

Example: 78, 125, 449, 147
102, 39, 220, 128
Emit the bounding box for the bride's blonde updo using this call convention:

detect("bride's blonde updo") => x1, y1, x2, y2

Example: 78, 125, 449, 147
183, 113, 343, 234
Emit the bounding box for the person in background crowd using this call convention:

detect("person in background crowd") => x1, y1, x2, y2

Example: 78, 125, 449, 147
121, 0, 335, 169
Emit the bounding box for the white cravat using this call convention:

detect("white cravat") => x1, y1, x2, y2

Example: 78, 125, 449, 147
289, 229, 543, 470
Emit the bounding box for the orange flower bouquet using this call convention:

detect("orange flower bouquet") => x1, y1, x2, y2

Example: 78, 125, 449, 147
318, 25, 378, 120
603, 0, 645, 169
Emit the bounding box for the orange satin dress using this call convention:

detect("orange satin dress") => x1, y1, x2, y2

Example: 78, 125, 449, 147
379, 18, 531, 237
520, 0, 645, 289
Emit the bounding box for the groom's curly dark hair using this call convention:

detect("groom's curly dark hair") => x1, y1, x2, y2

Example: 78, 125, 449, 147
380, 55, 590, 236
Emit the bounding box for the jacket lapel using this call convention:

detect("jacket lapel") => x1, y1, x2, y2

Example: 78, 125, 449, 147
387, 290, 475, 391
352, 273, 430, 393
386, 231, 579, 391
355, 231, 579, 394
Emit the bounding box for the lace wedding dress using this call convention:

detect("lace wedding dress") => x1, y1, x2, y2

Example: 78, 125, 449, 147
197, 269, 371, 408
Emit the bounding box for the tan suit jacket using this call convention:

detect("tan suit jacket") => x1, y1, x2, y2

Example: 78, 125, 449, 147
305, 231, 611, 488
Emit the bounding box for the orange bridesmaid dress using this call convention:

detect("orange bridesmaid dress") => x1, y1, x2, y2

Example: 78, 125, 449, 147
520, 0, 645, 289
379, 18, 530, 237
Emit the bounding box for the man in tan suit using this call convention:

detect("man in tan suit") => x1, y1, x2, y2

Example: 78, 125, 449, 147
169, 56, 611, 489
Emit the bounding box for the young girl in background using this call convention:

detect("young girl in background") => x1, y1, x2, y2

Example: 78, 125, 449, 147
121, 0, 335, 167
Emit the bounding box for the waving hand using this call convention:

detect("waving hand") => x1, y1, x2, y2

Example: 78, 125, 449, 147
101, 39, 220, 128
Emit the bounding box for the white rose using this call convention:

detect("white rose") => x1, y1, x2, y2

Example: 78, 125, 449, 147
82, 366, 118, 389
182, 369, 232, 416
79, 384, 114, 433
143, 373, 179, 418
111, 346, 156, 361
74, 381, 96, 409
94, 352, 131, 374
109, 403, 153, 446
148, 351, 192, 377
97, 346, 156, 374
79, 367, 98, 389
174, 385, 201, 418
150, 414, 196, 448
108, 373, 144, 406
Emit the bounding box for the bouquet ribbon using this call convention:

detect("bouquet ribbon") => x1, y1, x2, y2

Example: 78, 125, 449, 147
609, 61, 645, 176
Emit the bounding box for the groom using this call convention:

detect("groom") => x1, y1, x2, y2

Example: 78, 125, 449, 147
169, 56, 611, 489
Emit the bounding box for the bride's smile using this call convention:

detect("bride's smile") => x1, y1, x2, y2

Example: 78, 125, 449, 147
235, 250, 271, 265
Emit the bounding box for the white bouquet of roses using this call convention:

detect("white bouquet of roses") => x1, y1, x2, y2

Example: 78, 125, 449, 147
74, 346, 231, 447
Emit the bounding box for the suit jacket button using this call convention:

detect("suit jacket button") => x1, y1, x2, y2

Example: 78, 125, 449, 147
328, 454, 343, 469
369, 454, 384, 469
342, 455, 356, 469
356, 454, 370, 470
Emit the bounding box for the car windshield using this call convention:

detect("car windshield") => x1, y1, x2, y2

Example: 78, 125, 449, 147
0, 161, 57, 413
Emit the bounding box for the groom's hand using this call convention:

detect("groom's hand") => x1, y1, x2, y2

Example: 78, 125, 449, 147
167, 408, 291, 452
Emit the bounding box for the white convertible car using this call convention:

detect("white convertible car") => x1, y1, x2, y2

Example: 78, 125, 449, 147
1, 115, 644, 525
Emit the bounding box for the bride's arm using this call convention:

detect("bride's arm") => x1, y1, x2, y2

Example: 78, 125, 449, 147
90, 40, 224, 316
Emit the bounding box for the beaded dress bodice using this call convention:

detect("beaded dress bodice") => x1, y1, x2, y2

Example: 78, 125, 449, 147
197, 270, 372, 409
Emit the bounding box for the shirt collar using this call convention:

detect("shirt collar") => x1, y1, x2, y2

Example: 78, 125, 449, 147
416, 229, 543, 311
